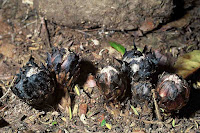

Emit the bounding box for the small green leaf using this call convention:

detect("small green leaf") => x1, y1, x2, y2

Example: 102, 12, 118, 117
109, 42, 125, 55
52, 121, 57, 126
131, 105, 139, 116
101, 119, 106, 127
172, 119, 175, 127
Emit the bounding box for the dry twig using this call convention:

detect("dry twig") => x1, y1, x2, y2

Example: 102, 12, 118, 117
152, 89, 162, 121
0, 76, 16, 102
40, 17, 51, 48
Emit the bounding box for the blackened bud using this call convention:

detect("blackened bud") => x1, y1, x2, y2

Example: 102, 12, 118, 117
156, 72, 190, 111
47, 47, 80, 85
11, 57, 56, 105
47, 47, 80, 77
122, 46, 158, 81
131, 80, 153, 102
97, 66, 127, 102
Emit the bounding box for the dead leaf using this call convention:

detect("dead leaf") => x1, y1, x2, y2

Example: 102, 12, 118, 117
0, 20, 11, 35
0, 44, 16, 58
160, 13, 191, 31
80, 114, 88, 124
72, 103, 79, 116
97, 114, 105, 122
79, 103, 87, 116
22, 0, 33, 6
74, 85, 80, 96
59, 87, 71, 113
83, 87, 93, 94
105, 123, 112, 130
84, 75, 97, 88
61, 117, 66, 122
154, 50, 168, 65
91, 39, 99, 45
106, 105, 120, 118
174, 50, 200, 78
132, 130, 146, 133
92, 52, 102, 60
140, 18, 158, 32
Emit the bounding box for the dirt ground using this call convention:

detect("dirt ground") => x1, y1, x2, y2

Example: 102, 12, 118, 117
0, 0, 200, 132
34, 0, 174, 31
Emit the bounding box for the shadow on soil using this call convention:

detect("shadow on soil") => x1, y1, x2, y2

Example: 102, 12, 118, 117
178, 68, 200, 118
75, 60, 98, 86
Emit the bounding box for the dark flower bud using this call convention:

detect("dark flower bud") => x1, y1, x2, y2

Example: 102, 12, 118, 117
131, 80, 153, 102
47, 47, 80, 76
121, 45, 158, 81
156, 72, 190, 111
11, 57, 56, 105
47, 47, 80, 85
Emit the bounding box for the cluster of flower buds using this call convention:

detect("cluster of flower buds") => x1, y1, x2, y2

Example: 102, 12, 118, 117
12, 44, 191, 113
11, 57, 56, 105
97, 66, 127, 102
96, 43, 191, 112
122, 45, 191, 111
156, 72, 190, 111
12, 47, 80, 106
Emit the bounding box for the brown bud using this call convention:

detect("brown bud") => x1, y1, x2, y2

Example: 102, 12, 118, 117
97, 66, 127, 102
156, 72, 190, 111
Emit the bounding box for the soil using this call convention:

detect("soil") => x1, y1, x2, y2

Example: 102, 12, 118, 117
0, 0, 200, 132
34, 0, 174, 31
